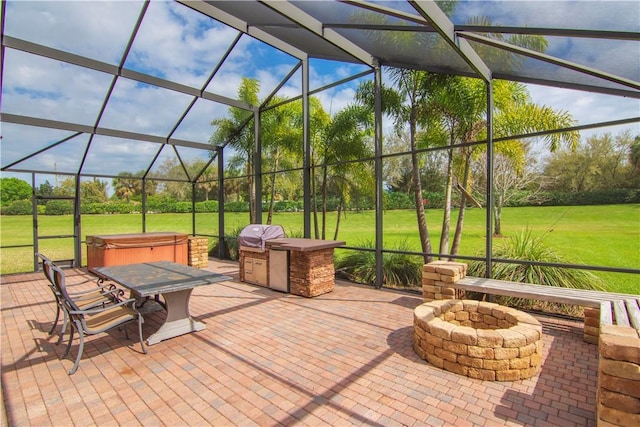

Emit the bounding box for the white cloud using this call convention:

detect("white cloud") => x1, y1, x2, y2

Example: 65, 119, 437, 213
172, 98, 230, 143
4, 0, 143, 64
98, 78, 195, 136
125, 1, 243, 88
526, 83, 640, 140
452, 1, 638, 32
2, 50, 114, 125
82, 136, 161, 176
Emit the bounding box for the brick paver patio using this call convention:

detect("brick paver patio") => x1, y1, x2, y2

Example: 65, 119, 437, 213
1, 259, 597, 426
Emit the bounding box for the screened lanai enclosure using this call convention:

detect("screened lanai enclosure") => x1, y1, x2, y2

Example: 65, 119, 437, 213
1, 1, 639, 289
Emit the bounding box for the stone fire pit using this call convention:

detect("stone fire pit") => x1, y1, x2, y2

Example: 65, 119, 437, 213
413, 300, 543, 381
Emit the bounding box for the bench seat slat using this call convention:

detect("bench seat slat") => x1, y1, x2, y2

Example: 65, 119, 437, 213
625, 299, 640, 330
612, 300, 631, 327
600, 301, 613, 326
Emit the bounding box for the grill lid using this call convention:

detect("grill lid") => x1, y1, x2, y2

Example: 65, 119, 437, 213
238, 224, 285, 250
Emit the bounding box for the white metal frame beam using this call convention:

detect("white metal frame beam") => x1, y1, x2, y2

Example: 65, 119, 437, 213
258, 0, 375, 67
460, 32, 640, 93
1, 113, 212, 151
178, 0, 307, 61
409, 0, 491, 82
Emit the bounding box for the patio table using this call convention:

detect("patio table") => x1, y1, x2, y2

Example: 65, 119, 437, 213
95, 261, 231, 345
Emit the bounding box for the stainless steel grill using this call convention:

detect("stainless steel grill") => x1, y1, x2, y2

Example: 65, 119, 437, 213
238, 224, 285, 251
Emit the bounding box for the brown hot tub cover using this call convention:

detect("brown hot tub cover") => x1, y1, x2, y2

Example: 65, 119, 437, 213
86, 232, 188, 249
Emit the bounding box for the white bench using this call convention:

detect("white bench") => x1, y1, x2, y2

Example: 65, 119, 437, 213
454, 277, 633, 308
451, 276, 638, 344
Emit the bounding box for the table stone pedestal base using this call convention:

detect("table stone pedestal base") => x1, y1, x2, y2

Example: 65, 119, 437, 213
146, 288, 205, 345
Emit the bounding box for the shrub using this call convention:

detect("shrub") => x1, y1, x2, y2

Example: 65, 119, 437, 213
106, 203, 139, 214
210, 225, 245, 261
422, 191, 446, 209
284, 228, 303, 238
1, 200, 32, 215
81, 203, 107, 214
224, 201, 249, 212
538, 189, 640, 206
272, 200, 302, 212
335, 239, 422, 288
45, 200, 73, 215
384, 191, 414, 210
174, 202, 192, 213
146, 196, 177, 213
82, 202, 141, 215
195, 201, 218, 212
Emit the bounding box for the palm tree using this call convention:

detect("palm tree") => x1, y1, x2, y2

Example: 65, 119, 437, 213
112, 172, 142, 203
317, 104, 374, 239
417, 75, 484, 256
261, 98, 307, 224
421, 75, 579, 254
210, 78, 258, 222
356, 71, 444, 263
195, 163, 218, 202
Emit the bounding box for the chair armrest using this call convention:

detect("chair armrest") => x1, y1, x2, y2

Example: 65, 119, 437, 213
68, 298, 138, 315
68, 283, 122, 297
65, 278, 96, 288
68, 276, 116, 289
71, 287, 124, 302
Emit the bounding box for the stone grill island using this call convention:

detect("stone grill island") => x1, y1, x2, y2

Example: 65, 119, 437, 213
239, 233, 345, 297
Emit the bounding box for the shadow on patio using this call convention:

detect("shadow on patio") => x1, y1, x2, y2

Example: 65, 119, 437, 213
1, 259, 597, 426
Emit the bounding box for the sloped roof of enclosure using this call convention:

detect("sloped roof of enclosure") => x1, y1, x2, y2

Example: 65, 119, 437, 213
1, 0, 639, 181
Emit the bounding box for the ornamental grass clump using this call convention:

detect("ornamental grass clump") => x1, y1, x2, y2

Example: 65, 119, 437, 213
335, 239, 422, 288
468, 230, 606, 316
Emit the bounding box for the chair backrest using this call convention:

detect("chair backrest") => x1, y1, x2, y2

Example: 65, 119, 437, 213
36, 253, 55, 285
49, 263, 81, 312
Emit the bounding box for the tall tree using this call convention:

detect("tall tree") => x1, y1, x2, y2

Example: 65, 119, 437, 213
195, 163, 218, 202
418, 75, 484, 255
210, 78, 259, 223
54, 177, 76, 197
0, 177, 32, 205
356, 72, 443, 263
260, 98, 310, 224
451, 79, 577, 247
317, 104, 373, 239
112, 172, 142, 203
80, 178, 108, 204
543, 131, 635, 192
488, 148, 544, 236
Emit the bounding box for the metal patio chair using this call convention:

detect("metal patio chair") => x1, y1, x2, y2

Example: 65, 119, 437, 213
49, 263, 147, 375
37, 253, 125, 344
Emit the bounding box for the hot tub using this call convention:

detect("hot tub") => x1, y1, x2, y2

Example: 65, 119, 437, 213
86, 232, 188, 273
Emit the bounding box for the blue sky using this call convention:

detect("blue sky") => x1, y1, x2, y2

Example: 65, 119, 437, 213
1, 0, 639, 191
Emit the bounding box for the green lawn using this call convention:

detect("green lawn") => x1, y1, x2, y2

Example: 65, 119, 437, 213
1, 204, 638, 293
